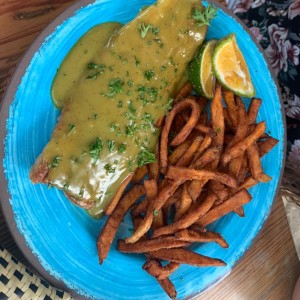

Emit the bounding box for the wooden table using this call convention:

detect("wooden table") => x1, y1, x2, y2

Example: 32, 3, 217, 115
0, 1, 299, 299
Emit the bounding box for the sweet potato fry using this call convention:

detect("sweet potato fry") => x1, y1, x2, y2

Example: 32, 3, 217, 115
182, 113, 213, 135
118, 237, 190, 253
257, 137, 279, 157
223, 108, 235, 132
132, 165, 148, 183
144, 179, 158, 200
143, 260, 180, 280
176, 136, 203, 167
148, 162, 160, 182
166, 166, 238, 188
247, 97, 262, 125
152, 193, 217, 238
197, 189, 252, 227
131, 198, 148, 217
174, 81, 193, 103
174, 183, 193, 221
149, 248, 226, 267
211, 84, 224, 148
199, 111, 208, 125
143, 259, 177, 299
125, 179, 161, 244
105, 174, 134, 215
239, 176, 259, 190
233, 206, 245, 217
187, 179, 207, 202
191, 134, 212, 164
131, 180, 157, 216
160, 98, 200, 169
247, 143, 263, 181
175, 229, 228, 248
227, 97, 248, 149
221, 121, 266, 165
192, 147, 221, 169
259, 173, 272, 183
162, 186, 182, 208
97, 185, 145, 263
222, 89, 238, 127
168, 140, 191, 165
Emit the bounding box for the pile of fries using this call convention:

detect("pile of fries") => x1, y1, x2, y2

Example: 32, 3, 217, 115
97, 82, 278, 298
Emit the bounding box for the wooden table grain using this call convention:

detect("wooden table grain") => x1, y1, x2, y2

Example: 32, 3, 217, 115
0, 1, 299, 299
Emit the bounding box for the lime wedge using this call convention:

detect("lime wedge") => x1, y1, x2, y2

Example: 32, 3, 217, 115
188, 39, 217, 99
212, 33, 255, 97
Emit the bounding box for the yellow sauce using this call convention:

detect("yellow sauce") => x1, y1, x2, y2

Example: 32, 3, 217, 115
32, 0, 207, 218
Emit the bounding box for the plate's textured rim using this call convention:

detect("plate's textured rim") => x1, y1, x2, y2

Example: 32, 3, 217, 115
0, 0, 286, 299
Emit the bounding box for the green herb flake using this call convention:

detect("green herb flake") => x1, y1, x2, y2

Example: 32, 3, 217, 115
118, 143, 126, 153
104, 164, 115, 174
128, 101, 136, 114
106, 78, 125, 98
144, 70, 155, 81
164, 97, 174, 112
49, 155, 62, 169
192, 5, 218, 27
137, 148, 156, 167
127, 80, 134, 87
138, 23, 152, 39
106, 140, 115, 152
63, 183, 69, 191
134, 56, 141, 67
216, 127, 222, 134
153, 209, 159, 217
67, 124, 76, 136
118, 100, 123, 108
89, 137, 103, 161
151, 27, 160, 35
92, 113, 98, 120
110, 122, 119, 131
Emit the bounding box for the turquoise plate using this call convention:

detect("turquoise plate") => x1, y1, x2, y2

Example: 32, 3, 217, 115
0, 0, 285, 299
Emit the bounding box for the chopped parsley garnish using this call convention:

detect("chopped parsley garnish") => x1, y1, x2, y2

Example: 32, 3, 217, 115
63, 183, 69, 191
144, 70, 155, 81
92, 113, 98, 120
106, 140, 115, 152
104, 164, 115, 174
110, 122, 119, 131
125, 123, 137, 137
216, 127, 222, 134
151, 27, 160, 35
106, 78, 125, 98
89, 137, 103, 161
86, 63, 106, 79
137, 148, 156, 167
128, 101, 136, 114
47, 183, 54, 189
192, 5, 218, 27
127, 160, 135, 172
164, 97, 174, 112
49, 155, 62, 169
67, 124, 75, 136
118, 100, 123, 108
127, 80, 134, 87
134, 56, 141, 67
118, 143, 126, 153
160, 65, 167, 71
140, 112, 154, 131
138, 23, 152, 39
153, 209, 159, 216
137, 85, 158, 106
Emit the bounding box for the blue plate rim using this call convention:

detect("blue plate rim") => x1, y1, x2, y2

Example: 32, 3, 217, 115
0, 0, 286, 299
